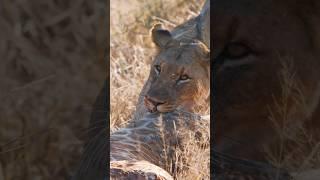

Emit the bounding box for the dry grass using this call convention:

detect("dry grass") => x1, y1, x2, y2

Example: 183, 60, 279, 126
0, 0, 106, 179
167, 118, 210, 180
110, 0, 209, 179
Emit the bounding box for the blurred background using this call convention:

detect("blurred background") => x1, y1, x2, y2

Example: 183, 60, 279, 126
0, 0, 107, 179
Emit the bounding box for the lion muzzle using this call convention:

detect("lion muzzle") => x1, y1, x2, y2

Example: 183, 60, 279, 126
144, 96, 166, 113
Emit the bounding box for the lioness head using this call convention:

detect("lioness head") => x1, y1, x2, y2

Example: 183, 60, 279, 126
213, 0, 320, 160
144, 24, 210, 113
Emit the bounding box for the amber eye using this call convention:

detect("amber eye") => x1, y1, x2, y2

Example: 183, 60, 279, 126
179, 74, 190, 81
154, 65, 161, 74
223, 42, 251, 59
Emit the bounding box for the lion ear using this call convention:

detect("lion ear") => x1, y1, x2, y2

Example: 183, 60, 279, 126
151, 23, 173, 49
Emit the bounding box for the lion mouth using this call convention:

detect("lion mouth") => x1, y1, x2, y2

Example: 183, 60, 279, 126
156, 104, 176, 113
146, 103, 176, 113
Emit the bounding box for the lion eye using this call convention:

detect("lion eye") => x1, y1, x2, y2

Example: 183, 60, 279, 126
154, 65, 161, 74
177, 74, 191, 84
223, 42, 251, 59
179, 75, 190, 81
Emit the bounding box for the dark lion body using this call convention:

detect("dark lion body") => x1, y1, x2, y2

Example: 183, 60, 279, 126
213, 0, 320, 161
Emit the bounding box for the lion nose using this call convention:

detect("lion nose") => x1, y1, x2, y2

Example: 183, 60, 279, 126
144, 96, 165, 112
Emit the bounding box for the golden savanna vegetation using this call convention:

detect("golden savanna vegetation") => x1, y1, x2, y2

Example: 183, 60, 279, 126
110, 0, 209, 179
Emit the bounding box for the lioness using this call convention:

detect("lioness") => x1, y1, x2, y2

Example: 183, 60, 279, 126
132, 0, 210, 121
213, 0, 320, 161
143, 24, 210, 114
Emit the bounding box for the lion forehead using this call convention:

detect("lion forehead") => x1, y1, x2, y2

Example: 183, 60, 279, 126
156, 47, 200, 65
